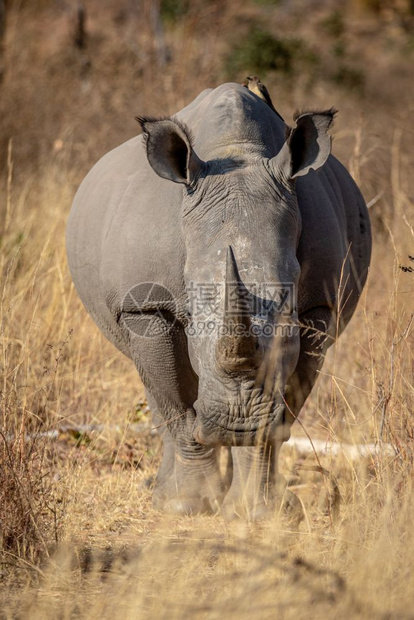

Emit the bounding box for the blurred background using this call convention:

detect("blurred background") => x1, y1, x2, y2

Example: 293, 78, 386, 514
1, 0, 414, 180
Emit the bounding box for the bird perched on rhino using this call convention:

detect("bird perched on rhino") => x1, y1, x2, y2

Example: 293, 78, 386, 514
244, 75, 284, 122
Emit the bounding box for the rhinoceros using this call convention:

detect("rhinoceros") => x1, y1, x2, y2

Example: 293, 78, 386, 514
66, 82, 371, 518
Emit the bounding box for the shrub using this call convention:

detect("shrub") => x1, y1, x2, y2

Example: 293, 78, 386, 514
330, 64, 365, 93
320, 10, 346, 38
225, 27, 316, 78
0, 426, 60, 567
160, 0, 190, 23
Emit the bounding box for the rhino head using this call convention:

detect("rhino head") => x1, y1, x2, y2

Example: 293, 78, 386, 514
138, 108, 334, 447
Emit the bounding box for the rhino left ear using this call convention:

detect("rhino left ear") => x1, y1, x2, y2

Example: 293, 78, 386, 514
270, 109, 336, 181
136, 116, 204, 186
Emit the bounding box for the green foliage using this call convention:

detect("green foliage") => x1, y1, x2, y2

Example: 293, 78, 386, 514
321, 10, 345, 38
129, 399, 150, 424
160, 0, 190, 23
225, 27, 316, 78
318, 10, 366, 93
252, 0, 281, 5
330, 64, 365, 93
67, 429, 92, 447
332, 40, 346, 58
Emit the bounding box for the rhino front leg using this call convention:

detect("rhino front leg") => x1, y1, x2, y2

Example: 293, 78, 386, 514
220, 444, 290, 520
123, 315, 224, 515
148, 396, 224, 515
221, 443, 303, 521
145, 392, 175, 489
153, 433, 224, 515
220, 307, 334, 520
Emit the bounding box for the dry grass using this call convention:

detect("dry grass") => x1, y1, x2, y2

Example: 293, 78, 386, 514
1, 0, 414, 617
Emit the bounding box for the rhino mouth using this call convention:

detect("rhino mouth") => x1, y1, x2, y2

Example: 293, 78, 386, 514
192, 399, 287, 446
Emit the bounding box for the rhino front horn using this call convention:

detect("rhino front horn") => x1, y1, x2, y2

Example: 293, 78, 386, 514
216, 246, 259, 372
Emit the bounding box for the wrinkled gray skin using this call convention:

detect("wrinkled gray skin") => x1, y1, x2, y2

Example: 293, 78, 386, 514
66, 83, 371, 519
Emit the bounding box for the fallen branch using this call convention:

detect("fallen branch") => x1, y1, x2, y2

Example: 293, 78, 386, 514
4, 423, 396, 461
283, 436, 396, 459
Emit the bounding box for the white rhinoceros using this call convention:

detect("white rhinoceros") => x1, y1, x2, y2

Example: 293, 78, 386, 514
66, 83, 371, 518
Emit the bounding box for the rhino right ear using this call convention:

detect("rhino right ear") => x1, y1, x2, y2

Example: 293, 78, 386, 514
136, 116, 205, 186
270, 109, 336, 181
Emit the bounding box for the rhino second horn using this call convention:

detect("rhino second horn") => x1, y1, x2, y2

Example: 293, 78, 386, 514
216, 246, 258, 372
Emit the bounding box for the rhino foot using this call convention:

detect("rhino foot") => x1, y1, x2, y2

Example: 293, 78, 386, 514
153, 481, 222, 516
221, 482, 303, 523
220, 497, 271, 522
152, 449, 224, 516
162, 497, 218, 516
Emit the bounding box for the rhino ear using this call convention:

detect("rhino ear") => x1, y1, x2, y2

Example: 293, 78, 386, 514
271, 109, 336, 181
136, 116, 204, 185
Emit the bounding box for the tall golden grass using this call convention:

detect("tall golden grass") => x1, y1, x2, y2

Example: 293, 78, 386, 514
1, 0, 414, 617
